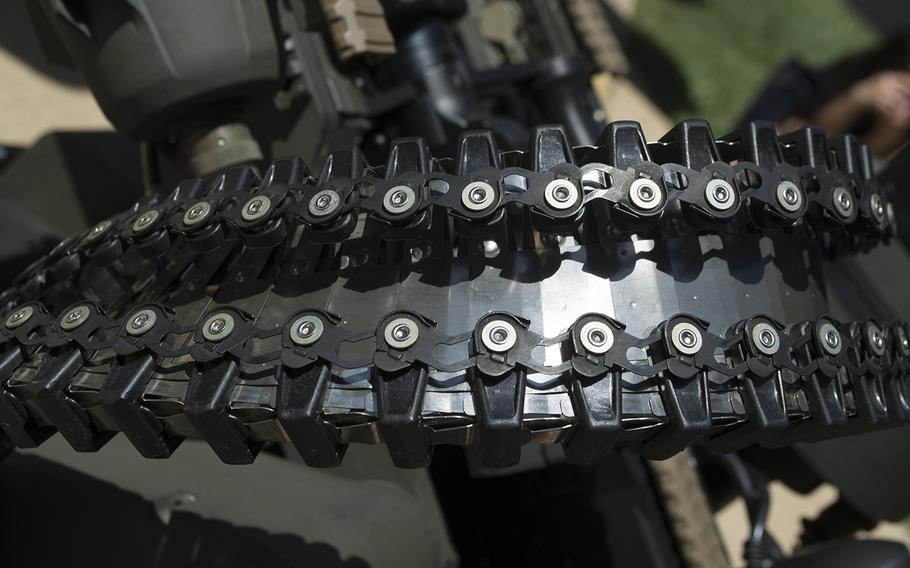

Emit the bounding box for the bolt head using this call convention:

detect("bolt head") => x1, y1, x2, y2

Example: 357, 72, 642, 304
126, 308, 158, 336
182, 201, 212, 227
5, 305, 34, 330
579, 320, 614, 354
308, 190, 341, 218
629, 178, 663, 212
544, 179, 580, 211
382, 185, 417, 215
776, 181, 803, 213
289, 314, 324, 346
832, 187, 854, 219
866, 323, 886, 356
670, 321, 702, 355
751, 322, 779, 356
461, 181, 496, 212
705, 179, 736, 211
818, 322, 842, 355
132, 209, 160, 233
83, 220, 112, 242
60, 305, 91, 331
480, 319, 518, 353
383, 316, 419, 349
241, 196, 271, 222
202, 312, 235, 342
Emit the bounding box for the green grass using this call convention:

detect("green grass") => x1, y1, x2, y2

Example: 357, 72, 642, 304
629, 0, 880, 133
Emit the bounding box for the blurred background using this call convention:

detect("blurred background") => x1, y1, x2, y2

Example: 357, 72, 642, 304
2, 0, 910, 566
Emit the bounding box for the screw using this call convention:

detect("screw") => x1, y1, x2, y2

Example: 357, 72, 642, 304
132, 209, 160, 234
832, 187, 854, 219
480, 319, 518, 352
308, 190, 341, 218
898, 327, 910, 355
289, 314, 323, 346
183, 201, 211, 227
751, 322, 779, 356
383, 317, 419, 349
126, 308, 158, 336
670, 321, 702, 355
60, 305, 91, 331
382, 185, 417, 215
867, 323, 885, 356
83, 220, 112, 242
705, 179, 736, 211
776, 181, 803, 213
202, 312, 235, 342
629, 178, 662, 211
461, 181, 496, 212
241, 196, 271, 222
818, 322, 842, 355
870, 194, 885, 223
5, 305, 34, 330
544, 180, 579, 211
579, 320, 614, 354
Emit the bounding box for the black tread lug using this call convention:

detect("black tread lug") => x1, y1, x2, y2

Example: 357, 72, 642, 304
456, 130, 501, 174
471, 368, 526, 467
780, 126, 832, 169
276, 364, 347, 467
28, 347, 113, 452
184, 359, 262, 464
653, 119, 721, 170
530, 125, 574, 172
99, 354, 180, 458
375, 366, 432, 468
591, 120, 651, 169
724, 121, 784, 169
385, 137, 431, 178
564, 370, 622, 464
262, 156, 309, 189
0, 346, 54, 447
319, 146, 367, 184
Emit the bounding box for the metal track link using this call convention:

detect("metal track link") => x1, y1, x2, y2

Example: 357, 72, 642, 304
0, 119, 902, 468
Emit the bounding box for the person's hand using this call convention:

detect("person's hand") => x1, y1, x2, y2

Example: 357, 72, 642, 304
851, 70, 910, 128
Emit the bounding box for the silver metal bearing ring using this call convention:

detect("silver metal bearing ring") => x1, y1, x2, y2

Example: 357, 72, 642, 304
290, 314, 324, 346
831, 187, 854, 219
4, 306, 33, 330
183, 201, 212, 226
203, 312, 235, 342
126, 308, 158, 336
818, 321, 842, 356
308, 190, 342, 218
481, 319, 518, 353
866, 323, 885, 356
461, 181, 497, 212
241, 195, 271, 222
870, 194, 886, 224
776, 181, 803, 213
629, 178, 662, 211
384, 317, 419, 350
544, 179, 580, 211
579, 320, 614, 354
670, 321, 703, 355
60, 305, 91, 331
83, 220, 112, 242
383, 185, 417, 215
751, 322, 780, 356
705, 179, 736, 211
131, 209, 160, 234
897, 326, 910, 356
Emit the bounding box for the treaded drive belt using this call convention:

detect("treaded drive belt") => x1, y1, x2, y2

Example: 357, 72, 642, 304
0, 119, 905, 468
